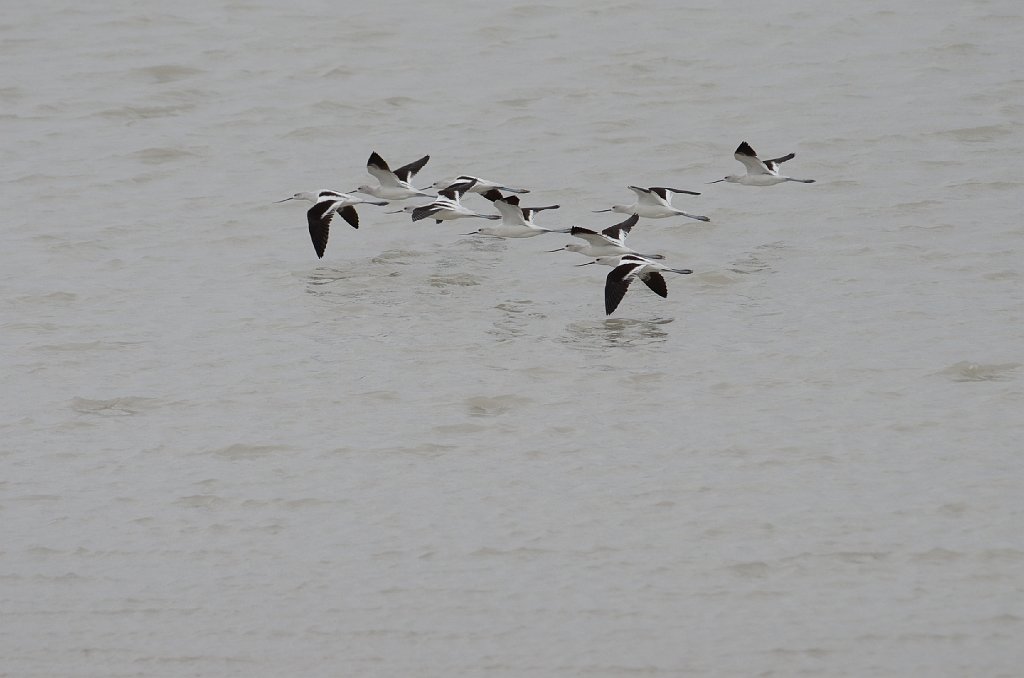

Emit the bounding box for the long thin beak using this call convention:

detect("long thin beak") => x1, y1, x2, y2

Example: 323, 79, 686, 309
707, 179, 725, 184
547, 247, 566, 252
386, 209, 403, 214
591, 208, 612, 213
274, 197, 294, 203
575, 261, 596, 267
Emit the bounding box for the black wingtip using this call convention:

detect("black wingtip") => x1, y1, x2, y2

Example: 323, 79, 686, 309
396, 155, 430, 179
604, 275, 634, 315
615, 213, 640, 229
735, 141, 756, 156
338, 205, 359, 229
308, 222, 329, 259
641, 271, 668, 298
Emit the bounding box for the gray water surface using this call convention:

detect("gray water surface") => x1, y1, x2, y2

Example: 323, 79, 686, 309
2, 2, 1022, 676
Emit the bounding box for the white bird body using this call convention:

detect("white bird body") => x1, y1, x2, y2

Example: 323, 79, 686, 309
410, 179, 500, 223
301, 196, 363, 259
709, 141, 815, 186
276, 191, 388, 258
549, 214, 664, 259
577, 254, 694, 315
595, 186, 709, 222
276, 190, 387, 208
426, 175, 530, 195
353, 151, 434, 200
464, 193, 566, 238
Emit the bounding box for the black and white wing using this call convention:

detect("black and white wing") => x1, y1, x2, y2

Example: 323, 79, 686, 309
763, 152, 795, 174
306, 199, 339, 258
650, 186, 701, 198
336, 205, 359, 229
600, 213, 640, 243
366, 151, 399, 186
569, 226, 609, 246
604, 262, 642, 315
639, 270, 668, 297
393, 155, 430, 184
734, 141, 771, 175
438, 178, 478, 200
521, 204, 559, 220
493, 197, 527, 225
411, 197, 453, 222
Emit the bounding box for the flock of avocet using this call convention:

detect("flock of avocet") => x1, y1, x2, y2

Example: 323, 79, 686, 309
276, 142, 814, 315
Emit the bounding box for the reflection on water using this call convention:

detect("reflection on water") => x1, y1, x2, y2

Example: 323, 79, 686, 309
454, 236, 509, 253
304, 268, 360, 299
369, 248, 422, 265
306, 269, 352, 286
729, 241, 788, 275
561, 316, 673, 349
937, 361, 1020, 382
488, 300, 547, 341
304, 264, 404, 306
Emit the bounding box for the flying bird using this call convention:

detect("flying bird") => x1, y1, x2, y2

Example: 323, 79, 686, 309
460, 190, 566, 237
352, 151, 433, 200
410, 178, 501, 223
577, 254, 694, 315
549, 214, 664, 259
709, 141, 815, 186
302, 196, 362, 259
593, 185, 709, 222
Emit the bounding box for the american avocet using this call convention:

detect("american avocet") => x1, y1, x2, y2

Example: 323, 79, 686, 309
461, 191, 567, 237
577, 254, 694, 315
548, 214, 664, 259
304, 196, 362, 259
276, 190, 388, 210
276, 190, 387, 234
709, 142, 815, 186
411, 179, 500, 223
425, 175, 530, 195
352, 151, 433, 200
276, 189, 387, 216
594, 186, 709, 222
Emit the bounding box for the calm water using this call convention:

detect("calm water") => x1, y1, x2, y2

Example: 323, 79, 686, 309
2, 1, 1022, 676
